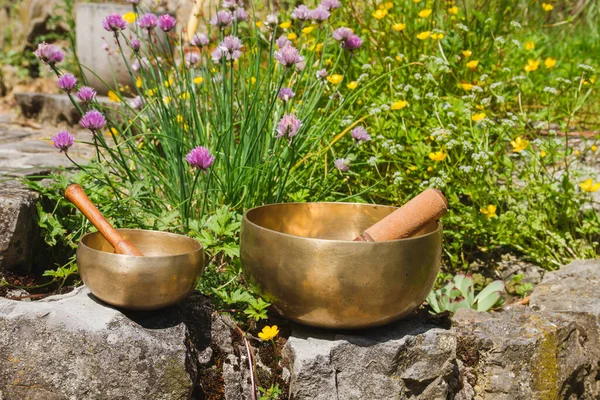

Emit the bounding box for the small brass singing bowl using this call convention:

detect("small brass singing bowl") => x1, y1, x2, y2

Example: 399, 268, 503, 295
77, 229, 204, 310
241, 203, 442, 329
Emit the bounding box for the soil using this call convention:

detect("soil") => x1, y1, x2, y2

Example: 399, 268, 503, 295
0, 269, 77, 300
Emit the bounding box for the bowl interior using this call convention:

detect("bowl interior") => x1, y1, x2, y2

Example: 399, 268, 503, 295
80, 229, 202, 257
245, 202, 438, 241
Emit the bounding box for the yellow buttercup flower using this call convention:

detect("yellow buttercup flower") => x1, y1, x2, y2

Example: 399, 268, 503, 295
146, 88, 155, 97
327, 74, 343, 84
163, 96, 172, 104
475, 104, 485, 110
524, 59, 540, 72
194, 76, 204, 85
392, 23, 406, 31
525, 41, 535, 51
542, 3, 553, 11
396, 55, 404, 62
384, 2, 393, 10
428, 150, 447, 161
574, 149, 581, 156
544, 57, 557, 69
164, 78, 174, 88
472, 112, 486, 122
105, 127, 119, 137
108, 90, 120, 102
391, 100, 408, 110
462, 50, 472, 57
416, 31, 431, 40
448, 6, 458, 15
466, 60, 479, 69
427, 166, 433, 172
540, 150, 547, 158
592, 145, 597, 152
373, 9, 388, 19
419, 9, 432, 18
179, 92, 190, 100
413, 0, 421, 2
580, 178, 600, 192
256, 21, 263, 28
480, 205, 497, 219
510, 136, 529, 152
347, 81, 358, 90
287, 32, 297, 40
279, 21, 291, 29
258, 325, 279, 341
176, 114, 184, 123
461, 82, 473, 90
251, 76, 257, 85
123, 12, 137, 24
302, 26, 314, 35
136, 76, 142, 88
431, 33, 444, 40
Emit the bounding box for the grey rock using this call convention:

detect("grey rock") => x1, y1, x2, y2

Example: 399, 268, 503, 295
496, 253, 545, 286
14, 92, 81, 126
284, 319, 458, 400
0, 181, 39, 273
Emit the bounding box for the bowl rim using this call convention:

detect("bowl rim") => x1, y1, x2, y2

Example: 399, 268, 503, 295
78, 228, 203, 258
243, 202, 442, 243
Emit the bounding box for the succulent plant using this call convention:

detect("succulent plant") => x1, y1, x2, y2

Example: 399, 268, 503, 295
426, 273, 505, 314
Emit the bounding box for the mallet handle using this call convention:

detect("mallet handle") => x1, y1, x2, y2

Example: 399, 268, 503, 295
65, 184, 144, 256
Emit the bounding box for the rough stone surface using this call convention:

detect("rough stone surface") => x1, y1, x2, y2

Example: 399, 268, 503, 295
0, 286, 259, 400
0, 181, 39, 273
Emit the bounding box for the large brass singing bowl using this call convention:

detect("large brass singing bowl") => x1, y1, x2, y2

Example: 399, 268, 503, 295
77, 229, 204, 310
241, 203, 442, 329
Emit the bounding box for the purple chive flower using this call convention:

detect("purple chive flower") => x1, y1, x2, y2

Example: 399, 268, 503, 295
210, 10, 233, 28
52, 130, 75, 153
276, 35, 291, 48
333, 27, 362, 51
222, 0, 242, 9
186, 52, 200, 66
80, 110, 106, 133
76, 86, 96, 103
57, 73, 77, 93
102, 14, 127, 32
309, 5, 330, 22
212, 35, 243, 62
235, 8, 248, 21
351, 126, 371, 142
33, 42, 65, 66
291, 5, 311, 20
278, 88, 295, 102
316, 68, 328, 79
190, 33, 209, 47
276, 114, 302, 139
157, 14, 176, 32
131, 39, 141, 52
274, 45, 305, 70
129, 96, 144, 109
320, 0, 341, 10
334, 158, 350, 172
185, 146, 215, 170
137, 13, 158, 30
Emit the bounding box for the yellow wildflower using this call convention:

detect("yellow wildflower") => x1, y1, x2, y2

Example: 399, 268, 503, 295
251, 76, 257, 85
448, 6, 458, 15
525, 41, 535, 51
135, 76, 142, 88
391, 100, 408, 110
524, 59, 540, 72
419, 9, 432, 18
431, 33, 444, 40
574, 149, 581, 156
428, 150, 447, 161
325, 58, 333, 66
461, 82, 473, 90
466, 60, 479, 69
123, 12, 137, 24
256, 21, 263, 28
176, 114, 184, 123
480, 205, 497, 219
396, 55, 404, 62
163, 96, 171, 104
164, 78, 174, 88
108, 90, 120, 102
416, 31, 431, 40
258, 325, 279, 341
542, 3, 553, 11
510, 136, 529, 152
193, 76, 204, 85
427, 166, 433, 172
592, 145, 597, 152
373, 9, 388, 19
462, 50, 472, 57
302, 26, 314, 35
347, 81, 358, 90
384, 2, 393, 10
544, 57, 557, 69
287, 32, 298, 40
580, 178, 600, 192
540, 150, 547, 158
327, 74, 343, 84
146, 88, 155, 97
471, 112, 486, 122
413, 0, 422, 2
475, 104, 485, 110
105, 127, 119, 137
392, 23, 406, 31
279, 21, 291, 29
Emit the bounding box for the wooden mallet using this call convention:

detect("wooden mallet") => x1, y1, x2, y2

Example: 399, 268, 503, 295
65, 184, 144, 256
